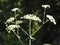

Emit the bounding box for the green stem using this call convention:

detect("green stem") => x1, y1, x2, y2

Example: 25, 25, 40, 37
14, 11, 28, 36
12, 31, 24, 45
32, 24, 43, 36
31, 20, 49, 36
29, 19, 31, 45
43, 8, 46, 24
19, 26, 29, 35
14, 11, 19, 35
17, 28, 19, 35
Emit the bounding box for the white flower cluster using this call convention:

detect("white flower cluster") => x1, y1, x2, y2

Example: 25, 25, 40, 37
5, 17, 15, 24
46, 15, 56, 25
21, 14, 41, 22
11, 8, 19, 11
6, 25, 20, 33
42, 5, 50, 8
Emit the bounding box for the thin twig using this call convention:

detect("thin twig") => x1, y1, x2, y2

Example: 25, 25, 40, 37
20, 26, 29, 35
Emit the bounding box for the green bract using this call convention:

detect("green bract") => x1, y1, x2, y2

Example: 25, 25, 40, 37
20, 14, 41, 22
16, 20, 23, 25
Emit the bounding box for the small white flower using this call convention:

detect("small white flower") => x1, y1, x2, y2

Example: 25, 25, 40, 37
11, 8, 19, 11
42, 5, 50, 8
6, 25, 20, 31
6, 25, 20, 33
46, 15, 56, 25
21, 14, 41, 22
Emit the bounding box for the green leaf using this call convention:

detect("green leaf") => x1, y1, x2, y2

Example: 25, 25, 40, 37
32, 22, 40, 33
21, 14, 41, 22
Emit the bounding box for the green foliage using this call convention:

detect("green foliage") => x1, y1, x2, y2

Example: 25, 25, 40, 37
32, 22, 40, 33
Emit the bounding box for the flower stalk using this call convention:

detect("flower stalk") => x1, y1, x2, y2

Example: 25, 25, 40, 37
12, 31, 24, 45
31, 19, 49, 36
42, 5, 50, 24
29, 17, 32, 45
43, 8, 46, 24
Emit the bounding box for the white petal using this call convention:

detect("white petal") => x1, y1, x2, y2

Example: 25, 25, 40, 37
11, 8, 19, 11
42, 5, 50, 8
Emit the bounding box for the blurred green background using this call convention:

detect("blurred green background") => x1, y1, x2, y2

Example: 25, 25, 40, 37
0, 0, 60, 45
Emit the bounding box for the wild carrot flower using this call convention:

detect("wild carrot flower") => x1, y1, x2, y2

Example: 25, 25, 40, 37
21, 14, 41, 22
46, 15, 56, 25
11, 8, 19, 11
42, 5, 50, 8
6, 25, 20, 33
5, 17, 15, 24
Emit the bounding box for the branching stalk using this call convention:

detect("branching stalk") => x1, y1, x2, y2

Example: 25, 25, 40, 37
14, 11, 28, 36
31, 20, 49, 36
19, 26, 29, 35
32, 24, 43, 36
14, 11, 24, 45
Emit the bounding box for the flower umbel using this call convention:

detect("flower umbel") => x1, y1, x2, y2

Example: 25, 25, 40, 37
46, 15, 56, 25
5, 17, 15, 24
11, 8, 19, 11
20, 14, 41, 22
6, 25, 20, 33
42, 5, 50, 8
